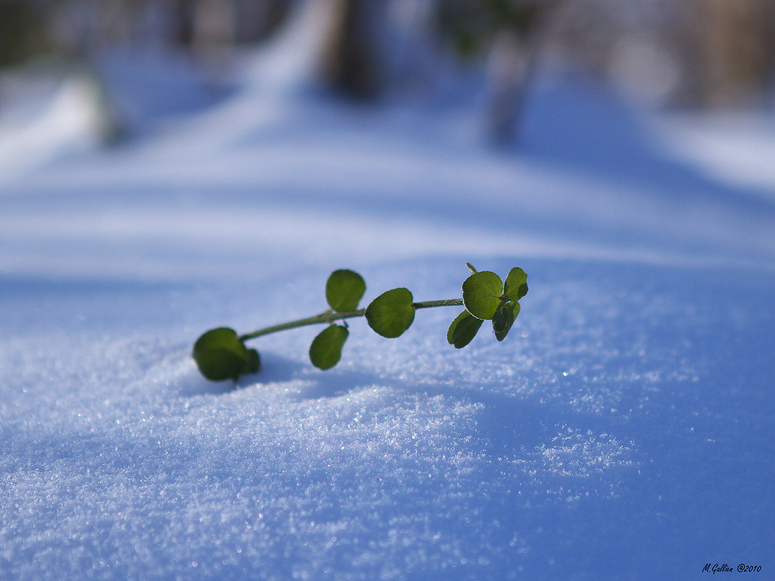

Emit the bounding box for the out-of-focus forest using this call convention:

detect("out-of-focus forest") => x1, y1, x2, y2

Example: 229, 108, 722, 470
1, 0, 774, 138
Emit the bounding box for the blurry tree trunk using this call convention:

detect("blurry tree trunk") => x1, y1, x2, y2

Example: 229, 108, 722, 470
321, 0, 386, 100
0, 0, 51, 66
192, 0, 236, 47
485, 1, 559, 144
231, 0, 290, 43
171, 0, 198, 45
758, 1, 775, 102
686, 0, 775, 106
486, 29, 536, 143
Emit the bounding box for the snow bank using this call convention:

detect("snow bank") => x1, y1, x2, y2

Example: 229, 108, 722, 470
1, 259, 773, 580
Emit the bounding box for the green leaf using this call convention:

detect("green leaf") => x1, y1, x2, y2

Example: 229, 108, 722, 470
325, 269, 366, 312
447, 310, 483, 349
365, 288, 416, 338
309, 324, 349, 370
193, 327, 254, 381
244, 348, 261, 374
462, 271, 503, 320
465, 262, 478, 274
503, 267, 528, 302
493, 301, 521, 342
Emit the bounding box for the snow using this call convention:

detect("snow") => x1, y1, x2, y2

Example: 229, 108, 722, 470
1, 5, 774, 579
650, 110, 775, 200
0, 72, 109, 183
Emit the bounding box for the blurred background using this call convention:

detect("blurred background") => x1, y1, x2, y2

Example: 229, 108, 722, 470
2, 0, 774, 147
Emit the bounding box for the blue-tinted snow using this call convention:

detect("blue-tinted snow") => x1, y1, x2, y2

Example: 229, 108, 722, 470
2, 260, 773, 580
1, 4, 774, 579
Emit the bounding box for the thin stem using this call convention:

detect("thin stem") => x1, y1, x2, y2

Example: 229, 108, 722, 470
239, 309, 365, 341
238, 298, 464, 342
413, 299, 463, 309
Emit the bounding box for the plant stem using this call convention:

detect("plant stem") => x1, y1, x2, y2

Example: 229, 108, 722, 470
413, 299, 464, 309
239, 310, 364, 341
238, 298, 464, 342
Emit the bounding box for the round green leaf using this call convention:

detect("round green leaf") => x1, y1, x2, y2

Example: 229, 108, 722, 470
493, 301, 521, 342
326, 269, 366, 312
365, 288, 415, 338
244, 348, 261, 374
193, 327, 251, 381
462, 271, 503, 320
503, 267, 528, 302
309, 324, 349, 370
447, 310, 484, 349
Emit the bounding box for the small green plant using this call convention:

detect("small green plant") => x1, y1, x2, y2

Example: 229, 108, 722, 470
193, 263, 528, 381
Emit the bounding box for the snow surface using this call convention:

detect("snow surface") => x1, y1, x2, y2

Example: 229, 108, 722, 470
1, 4, 775, 580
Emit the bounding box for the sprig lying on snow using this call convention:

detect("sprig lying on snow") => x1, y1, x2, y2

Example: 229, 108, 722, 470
193, 263, 528, 381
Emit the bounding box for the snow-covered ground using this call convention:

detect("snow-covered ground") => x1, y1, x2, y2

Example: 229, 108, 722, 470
1, 5, 774, 579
